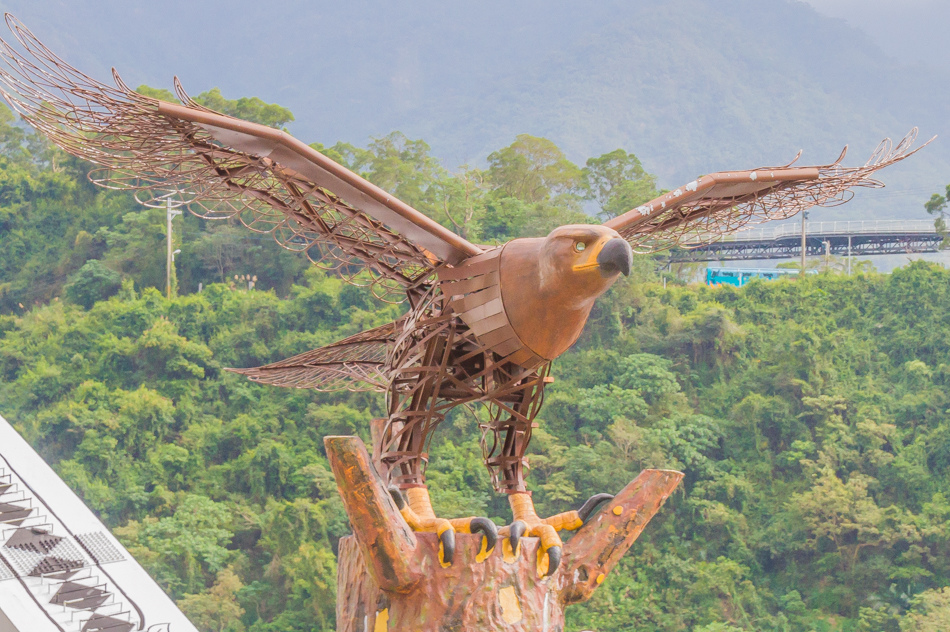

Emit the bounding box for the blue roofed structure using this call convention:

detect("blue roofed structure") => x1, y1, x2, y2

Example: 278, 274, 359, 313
706, 267, 815, 287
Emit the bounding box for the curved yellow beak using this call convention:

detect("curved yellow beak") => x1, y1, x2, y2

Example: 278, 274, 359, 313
572, 237, 632, 276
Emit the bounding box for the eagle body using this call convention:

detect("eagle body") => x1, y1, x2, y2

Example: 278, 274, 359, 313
381, 226, 632, 491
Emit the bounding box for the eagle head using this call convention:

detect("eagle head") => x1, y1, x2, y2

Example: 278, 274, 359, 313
499, 224, 633, 362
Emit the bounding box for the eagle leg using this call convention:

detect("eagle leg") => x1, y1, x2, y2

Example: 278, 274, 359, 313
494, 493, 618, 578
389, 486, 498, 566
498, 492, 567, 578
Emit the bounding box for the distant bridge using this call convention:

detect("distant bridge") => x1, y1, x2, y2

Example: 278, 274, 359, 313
669, 219, 945, 262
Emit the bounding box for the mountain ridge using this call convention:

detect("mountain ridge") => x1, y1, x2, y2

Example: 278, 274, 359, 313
1, 0, 946, 218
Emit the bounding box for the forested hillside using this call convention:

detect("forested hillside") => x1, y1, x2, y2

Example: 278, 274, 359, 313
3, 101, 950, 631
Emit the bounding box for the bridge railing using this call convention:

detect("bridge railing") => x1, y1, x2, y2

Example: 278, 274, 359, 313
708, 219, 938, 243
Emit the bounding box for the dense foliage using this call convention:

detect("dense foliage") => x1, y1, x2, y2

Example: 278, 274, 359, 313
3, 98, 950, 631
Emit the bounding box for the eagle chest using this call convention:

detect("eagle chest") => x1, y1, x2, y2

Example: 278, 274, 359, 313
437, 247, 546, 371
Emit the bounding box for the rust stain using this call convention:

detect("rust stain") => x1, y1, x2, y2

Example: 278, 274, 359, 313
503, 538, 520, 563
374, 608, 389, 632
476, 536, 491, 563
499, 586, 524, 624
537, 547, 550, 578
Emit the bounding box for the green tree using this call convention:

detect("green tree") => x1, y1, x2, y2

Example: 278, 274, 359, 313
487, 134, 582, 203
136, 85, 294, 128
115, 494, 234, 597
64, 259, 122, 309
924, 185, 949, 220
178, 567, 246, 632
363, 131, 442, 212
99, 206, 168, 292
583, 148, 659, 218
900, 587, 950, 631
0, 104, 28, 162
924, 183, 950, 240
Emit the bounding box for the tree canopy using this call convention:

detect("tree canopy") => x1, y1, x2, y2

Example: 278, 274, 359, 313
136, 86, 295, 129
2, 95, 949, 632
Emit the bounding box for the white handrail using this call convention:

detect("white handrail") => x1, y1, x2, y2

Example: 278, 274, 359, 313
716, 219, 937, 243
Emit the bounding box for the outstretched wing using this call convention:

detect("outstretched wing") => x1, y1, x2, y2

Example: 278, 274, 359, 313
228, 320, 401, 392
605, 129, 932, 252
0, 15, 482, 302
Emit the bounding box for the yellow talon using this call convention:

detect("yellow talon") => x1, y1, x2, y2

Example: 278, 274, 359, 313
438, 536, 452, 568
476, 536, 491, 563
507, 493, 565, 577
502, 536, 520, 562
398, 487, 497, 565
537, 547, 550, 577
449, 517, 472, 533
399, 487, 456, 566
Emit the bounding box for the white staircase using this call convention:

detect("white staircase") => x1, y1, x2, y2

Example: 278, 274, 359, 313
0, 464, 137, 632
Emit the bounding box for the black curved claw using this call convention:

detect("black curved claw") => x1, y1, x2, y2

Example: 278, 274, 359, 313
439, 528, 456, 566
508, 520, 527, 554
578, 493, 615, 522
470, 517, 498, 554
388, 486, 406, 510
544, 545, 562, 577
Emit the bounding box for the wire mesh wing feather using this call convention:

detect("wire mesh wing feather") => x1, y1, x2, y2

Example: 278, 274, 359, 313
227, 320, 402, 392
0, 15, 482, 302
604, 129, 932, 252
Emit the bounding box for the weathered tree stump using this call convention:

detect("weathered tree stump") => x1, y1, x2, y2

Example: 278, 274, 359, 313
325, 436, 682, 632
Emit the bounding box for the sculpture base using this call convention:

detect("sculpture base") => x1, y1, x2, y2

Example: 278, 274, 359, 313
337, 533, 564, 632
324, 436, 683, 632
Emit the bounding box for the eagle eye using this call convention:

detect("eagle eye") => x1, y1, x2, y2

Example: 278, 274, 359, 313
574, 241, 586, 252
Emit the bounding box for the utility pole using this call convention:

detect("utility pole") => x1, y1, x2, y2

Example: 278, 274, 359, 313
800, 210, 808, 277
847, 234, 852, 275
166, 197, 183, 299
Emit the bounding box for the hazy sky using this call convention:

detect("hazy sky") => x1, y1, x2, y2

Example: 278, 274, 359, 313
800, 0, 950, 68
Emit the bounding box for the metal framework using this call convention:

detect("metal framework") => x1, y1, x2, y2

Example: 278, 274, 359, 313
0, 13, 931, 574
669, 219, 944, 262
603, 135, 930, 251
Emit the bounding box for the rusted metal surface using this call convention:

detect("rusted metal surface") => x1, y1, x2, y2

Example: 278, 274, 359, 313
373, 280, 556, 494
229, 320, 402, 392
155, 100, 482, 262
328, 436, 683, 631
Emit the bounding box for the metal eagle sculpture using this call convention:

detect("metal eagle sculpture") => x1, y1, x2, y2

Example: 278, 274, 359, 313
0, 14, 928, 578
